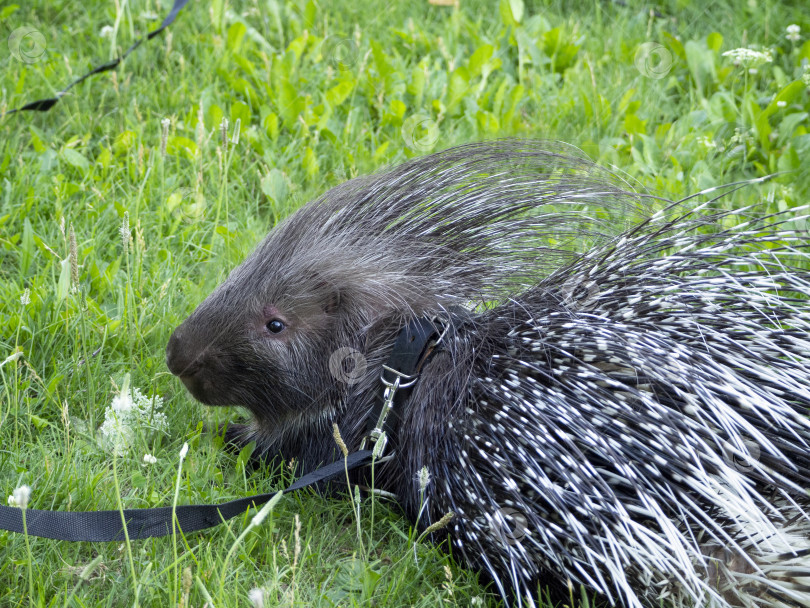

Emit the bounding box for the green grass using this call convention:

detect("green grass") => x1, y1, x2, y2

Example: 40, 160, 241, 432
1, 0, 809, 606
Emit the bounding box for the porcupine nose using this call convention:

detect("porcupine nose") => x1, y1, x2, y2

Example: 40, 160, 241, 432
166, 321, 235, 406
166, 325, 200, 378
166, 325, 218, 403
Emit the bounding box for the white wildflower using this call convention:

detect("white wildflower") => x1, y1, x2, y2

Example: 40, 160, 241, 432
722, 47, 773, 65
143, 453, 157, 465
98, 385, 169, 456
100, 25, 114, 39
248, 588, 265, 608
8, 485, 31, 508
786, 24, 801, 43
111, 389, 134, 414
20, 288, 30, 305
179, 442, 189, 459
777, 100, 787, 108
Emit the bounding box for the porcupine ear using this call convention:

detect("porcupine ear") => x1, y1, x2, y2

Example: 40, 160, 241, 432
322, 288, 340, 314
309, 275, 341, 314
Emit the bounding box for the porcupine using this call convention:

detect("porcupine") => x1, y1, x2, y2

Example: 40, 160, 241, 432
165, 140, 810, 608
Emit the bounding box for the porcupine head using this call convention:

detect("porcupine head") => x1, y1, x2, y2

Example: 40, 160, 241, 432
165, 143, 629, 469
164, 176, 427, 466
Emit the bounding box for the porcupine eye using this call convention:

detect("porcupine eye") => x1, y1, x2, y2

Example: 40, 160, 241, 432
266, 319, 285, 334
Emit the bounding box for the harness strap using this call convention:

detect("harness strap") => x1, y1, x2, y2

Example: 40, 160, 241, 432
361, 315, 445, 455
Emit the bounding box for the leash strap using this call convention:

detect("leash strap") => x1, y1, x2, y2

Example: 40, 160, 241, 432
4, 0, 190, 115
0, 450, 373, 541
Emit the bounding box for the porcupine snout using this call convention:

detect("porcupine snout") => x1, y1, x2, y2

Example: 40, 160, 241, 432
166, 322, 233, 406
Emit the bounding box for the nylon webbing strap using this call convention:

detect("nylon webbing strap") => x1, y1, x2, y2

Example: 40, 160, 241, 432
0, 450, 373, 541
4, 0, 190, 115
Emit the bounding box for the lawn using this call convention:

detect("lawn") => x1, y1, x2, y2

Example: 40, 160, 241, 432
1, 0, 809, 606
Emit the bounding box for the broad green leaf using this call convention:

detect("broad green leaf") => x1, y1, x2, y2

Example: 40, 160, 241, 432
685, 40, 716, 95
29, 414, 49, 430
388, 98, 406, 121
447, 70, 469, 112
303, 146, 319, 180
0, 5, 20, 21
661, 32, 685, 60
326, 80, 354, 106
236, 442, 256, 470
113, 130, 137, 155
407, 66, 425, 103
371, 40, 392, 80
275, 80, 306, 129
509, 0, 524, 23
706, 32, 723, 52
263, 112, 279, 141
226, 22, 246, 52
166, 136, 198, 159
230, 101, 251, 128
60, 148, 90, 172
205, 104, 224, 131
469, 44, 494, 77
303, 0, 317, 28
260, 169, 288, 205
763, 81, 806, 117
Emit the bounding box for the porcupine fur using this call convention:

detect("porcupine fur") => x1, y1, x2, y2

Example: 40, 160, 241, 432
166, 140, 810, 608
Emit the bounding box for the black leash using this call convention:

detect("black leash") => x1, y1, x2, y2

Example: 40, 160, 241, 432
0, 451, 373, 542
4, 0, 190, 115
0, 316, 448, 541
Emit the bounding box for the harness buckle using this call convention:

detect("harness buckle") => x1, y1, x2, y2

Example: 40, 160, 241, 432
360, 315, 453, 458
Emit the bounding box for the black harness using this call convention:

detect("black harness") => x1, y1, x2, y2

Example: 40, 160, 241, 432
0, 316, 449, 541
